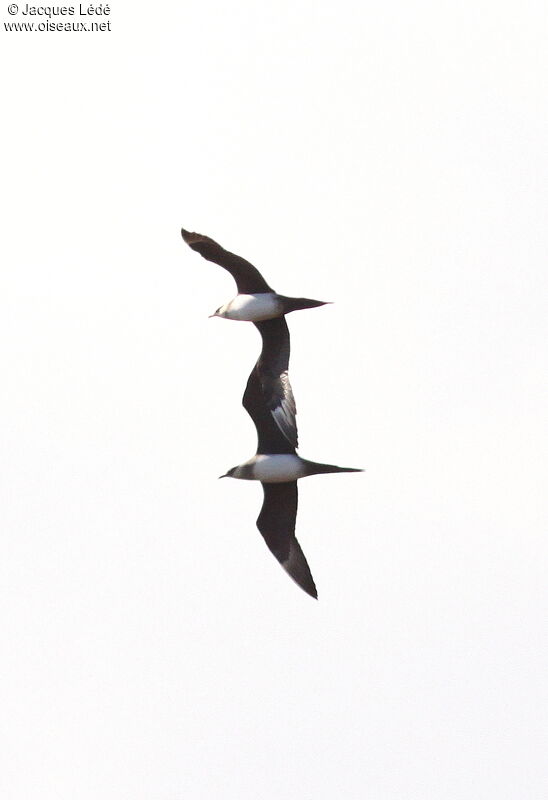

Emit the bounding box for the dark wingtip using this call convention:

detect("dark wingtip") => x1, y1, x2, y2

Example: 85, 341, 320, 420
299, 577, 318, 600
280, 538, 318, 599
181, 227, 196, 244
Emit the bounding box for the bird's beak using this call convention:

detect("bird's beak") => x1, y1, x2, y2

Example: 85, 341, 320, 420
208, 313, 217, 319
218, 473, 228, 479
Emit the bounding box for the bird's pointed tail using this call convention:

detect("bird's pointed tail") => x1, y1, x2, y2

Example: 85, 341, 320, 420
282, 297, 331, 313
302, 460, 363, 475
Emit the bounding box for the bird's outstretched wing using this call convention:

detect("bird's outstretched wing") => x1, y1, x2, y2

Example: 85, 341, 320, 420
256, 482, 317, 599
243, 317, 298, 450
242, 369, 295, 455
181, 228, 273, 294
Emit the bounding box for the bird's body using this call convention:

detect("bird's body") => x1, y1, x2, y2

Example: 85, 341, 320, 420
212, 292, 284, 322
212, 292, 328, 322
221, 454, 363, 483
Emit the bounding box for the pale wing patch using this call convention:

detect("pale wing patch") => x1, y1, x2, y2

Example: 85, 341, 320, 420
269, 371, 298, 448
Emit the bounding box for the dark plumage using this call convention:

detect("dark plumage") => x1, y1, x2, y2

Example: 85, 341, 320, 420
243, 369, 316, 598
257, 482, 317, 600
181, 228, 273, 295
252, 317, 297, 448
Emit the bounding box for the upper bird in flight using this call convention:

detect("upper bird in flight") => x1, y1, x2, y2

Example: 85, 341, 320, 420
181, 226, 328, 448
180, 228, 329, 321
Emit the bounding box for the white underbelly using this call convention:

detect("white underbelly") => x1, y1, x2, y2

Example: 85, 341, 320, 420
251, 454, 306, 482
225, 293, 282, 321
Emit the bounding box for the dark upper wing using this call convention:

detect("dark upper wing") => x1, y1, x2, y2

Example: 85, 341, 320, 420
243, 368, 295, 455
242, 318, 297, 451
256, 482, 317, 599
252, 317, 297, 449
181, 228, 273, 294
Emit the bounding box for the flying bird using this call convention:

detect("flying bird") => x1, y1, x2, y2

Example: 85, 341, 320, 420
180, 227, 329, 322
217, 367, 362, 599
181, 225, 361, 597
181, 227, 326, 448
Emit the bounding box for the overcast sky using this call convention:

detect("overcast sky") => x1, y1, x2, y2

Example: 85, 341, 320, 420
1, 1, 547, 798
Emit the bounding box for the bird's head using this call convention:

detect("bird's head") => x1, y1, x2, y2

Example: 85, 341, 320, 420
209, 303, 228, 319
218, 466, 238, 479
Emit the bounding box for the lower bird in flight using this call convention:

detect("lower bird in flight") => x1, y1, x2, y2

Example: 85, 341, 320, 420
218, 366, 362, 599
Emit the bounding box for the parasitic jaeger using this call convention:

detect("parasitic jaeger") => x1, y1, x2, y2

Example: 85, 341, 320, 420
217, 367, 362, 599
181, 227, 328, 448
181, 225, 361, 598
180, 227, 329, 322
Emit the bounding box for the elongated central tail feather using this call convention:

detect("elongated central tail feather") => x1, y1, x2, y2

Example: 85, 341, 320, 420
282, 297, 330, 313
302, 460, 363, 475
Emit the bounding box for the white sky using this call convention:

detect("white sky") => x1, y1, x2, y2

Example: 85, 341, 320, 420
1, 1, 547, 797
